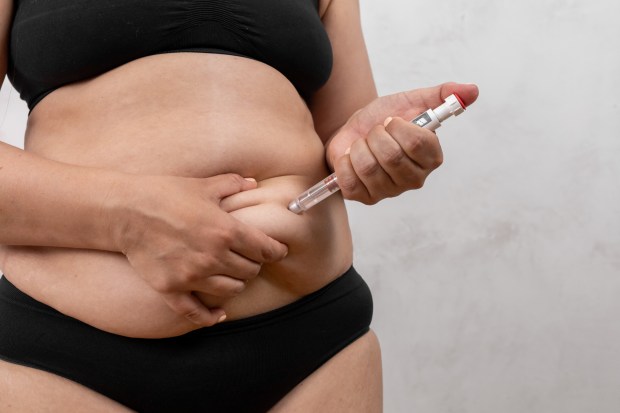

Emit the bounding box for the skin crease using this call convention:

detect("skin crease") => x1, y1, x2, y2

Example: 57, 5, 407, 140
0, 0, 478, 410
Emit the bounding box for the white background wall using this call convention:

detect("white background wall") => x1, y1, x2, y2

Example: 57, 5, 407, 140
353, 0, 620, 412
2, 1, 620, 412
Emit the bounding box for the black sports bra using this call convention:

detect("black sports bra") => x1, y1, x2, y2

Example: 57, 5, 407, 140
7, 0, 333, 111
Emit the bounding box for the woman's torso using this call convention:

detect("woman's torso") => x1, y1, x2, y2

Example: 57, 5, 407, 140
1, 0, 353, 338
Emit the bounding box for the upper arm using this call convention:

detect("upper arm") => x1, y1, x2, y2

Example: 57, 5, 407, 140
311, 0, 378, 142
0, 0, 13, 88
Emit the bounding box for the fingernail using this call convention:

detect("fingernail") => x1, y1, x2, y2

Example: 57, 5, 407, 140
244, 177, 256, 182
384, 117, 393, 127
344, 147, 351, 155
218, 314, 227, 323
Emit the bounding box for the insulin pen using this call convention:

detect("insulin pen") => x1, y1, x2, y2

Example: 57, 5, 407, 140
287, 93, 467, 214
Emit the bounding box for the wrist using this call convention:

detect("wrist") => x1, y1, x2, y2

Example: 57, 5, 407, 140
102, 172, 144, 254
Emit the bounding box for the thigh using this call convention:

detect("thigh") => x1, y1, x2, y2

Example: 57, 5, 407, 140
0, 359, 133, 413
269, 329, 383, 413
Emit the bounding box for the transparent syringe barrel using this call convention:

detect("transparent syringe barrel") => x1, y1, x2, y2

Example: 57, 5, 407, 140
288, 173, 340, 213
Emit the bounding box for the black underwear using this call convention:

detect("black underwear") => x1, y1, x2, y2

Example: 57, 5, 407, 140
0, 267, 372, 413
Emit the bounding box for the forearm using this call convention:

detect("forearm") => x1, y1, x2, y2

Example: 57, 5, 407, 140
0, 140, 128, 251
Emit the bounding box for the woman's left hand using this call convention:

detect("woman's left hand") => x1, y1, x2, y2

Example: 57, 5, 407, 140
325, 82, 479, 204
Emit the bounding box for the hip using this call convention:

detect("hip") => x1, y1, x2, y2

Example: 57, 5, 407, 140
0, 266, 372, 412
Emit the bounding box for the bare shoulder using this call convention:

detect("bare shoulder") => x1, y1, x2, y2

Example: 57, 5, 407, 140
0, 0, 14, 85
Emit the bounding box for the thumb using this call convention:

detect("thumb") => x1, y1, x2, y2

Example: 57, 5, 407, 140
430, 82, 479, 108
367, 82, 480, 125
404, 82, 479, 114
206, 173, 258, 201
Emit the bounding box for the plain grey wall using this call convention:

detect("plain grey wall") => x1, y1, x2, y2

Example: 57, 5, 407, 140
2, 1, 620, 412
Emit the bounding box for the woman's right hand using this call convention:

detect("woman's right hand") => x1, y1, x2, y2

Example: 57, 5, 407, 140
111, 173, 288, 327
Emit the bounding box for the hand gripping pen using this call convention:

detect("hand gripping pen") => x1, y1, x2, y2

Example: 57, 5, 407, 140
288, 93, 467, 214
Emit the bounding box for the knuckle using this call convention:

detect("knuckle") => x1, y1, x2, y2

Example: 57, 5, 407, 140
220, 226, 236, 245
382, 184, 402, 199
369, 123, 385, 137
182, 307, 203, 322
387, 189, 403, 199
209, 277, 245, 297
383, 147, 406, 167
233, 280, 247, 295
151, 277, 174, 293
258, 243, 273, 261
403, 135, 423, 154
170, 298, 214, 326
227, 173, 246, 188
197, 253, 218, 271
356, 157, 380, 178
182, 270, 200, 284
262, 243, 282, 262
409, 176, 426, 190
232, 282, 247, 296
352, 188, 375, 205
338, 174, 359, 195
430, 153, 444, 169
212, 226, 235, 248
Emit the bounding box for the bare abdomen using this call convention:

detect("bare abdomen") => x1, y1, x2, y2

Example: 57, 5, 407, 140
1, 53, 353, 338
